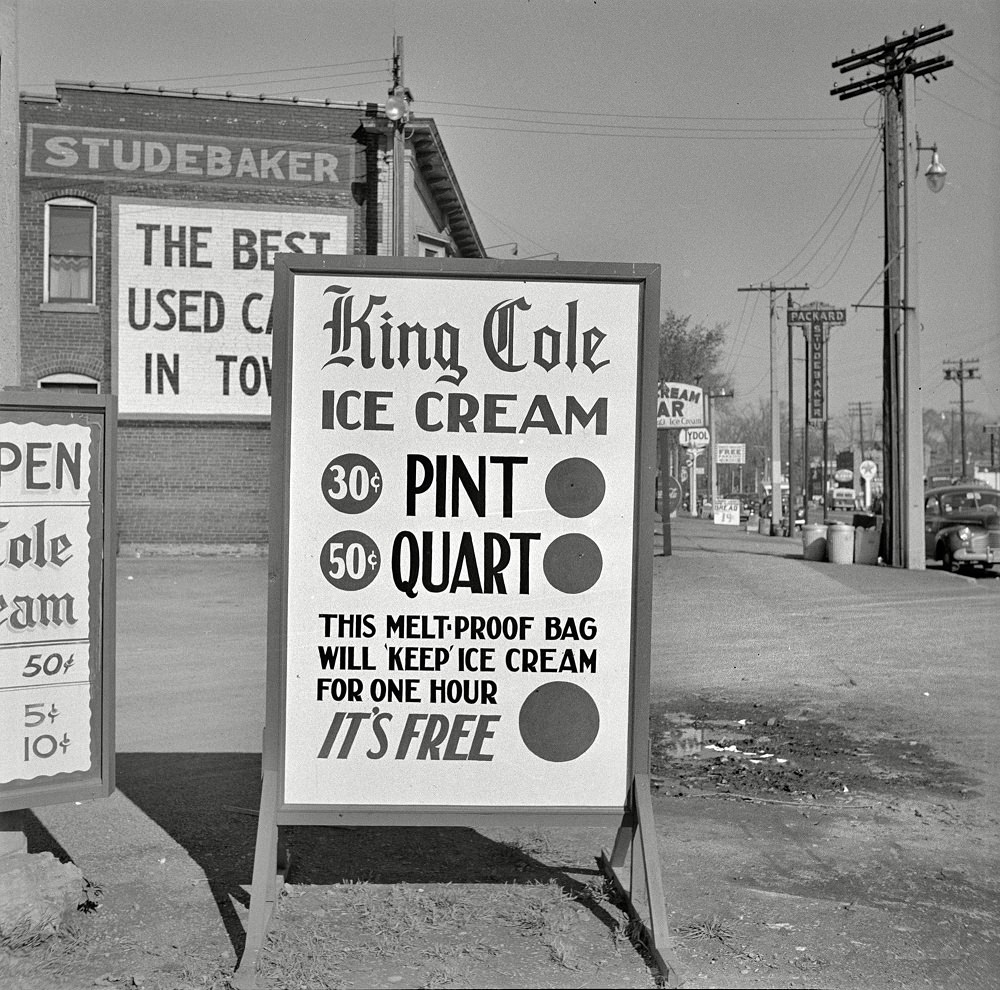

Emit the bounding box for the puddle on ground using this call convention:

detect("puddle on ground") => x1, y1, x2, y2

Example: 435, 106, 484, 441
651, 701, 980, 799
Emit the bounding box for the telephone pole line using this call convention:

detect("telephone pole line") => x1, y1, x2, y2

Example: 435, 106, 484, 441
848, 401, 874, 459
831, 23, 952, 569
943, 358, 979, 479
737, 282, 809, 536
984, 423, 1000, 473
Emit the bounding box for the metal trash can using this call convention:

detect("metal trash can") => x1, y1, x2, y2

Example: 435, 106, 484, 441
758, 516, 771, 535
854, 522, 880, 565
826, 522, 855, 564
746, 512, 760, 533
802, 523, 828, 561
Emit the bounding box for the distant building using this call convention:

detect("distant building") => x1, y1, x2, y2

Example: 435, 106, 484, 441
18, 83, 484, 551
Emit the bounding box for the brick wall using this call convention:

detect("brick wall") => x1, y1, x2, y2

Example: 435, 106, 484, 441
19, 86, 387, 551
117, 419, 270, 546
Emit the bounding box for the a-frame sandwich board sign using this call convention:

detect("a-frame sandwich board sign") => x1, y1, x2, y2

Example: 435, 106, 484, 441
0, 390, 117, 815
233, 255, 682, 987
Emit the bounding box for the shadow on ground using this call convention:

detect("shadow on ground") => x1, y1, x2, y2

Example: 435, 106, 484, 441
26, 752, 638, 968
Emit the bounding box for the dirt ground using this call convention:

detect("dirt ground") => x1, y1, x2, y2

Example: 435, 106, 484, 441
2, 525, 998, 989
4, 693, 996, 990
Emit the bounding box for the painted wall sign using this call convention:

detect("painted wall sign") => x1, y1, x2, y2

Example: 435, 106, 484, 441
656, 383, 704, 428
26, 124, 354, 187
112, 199, 351, 418
265, 257, 658, 816
0, 393, 116, 813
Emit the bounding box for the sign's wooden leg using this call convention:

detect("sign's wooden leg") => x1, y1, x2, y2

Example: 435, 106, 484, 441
600, 774, 685, 988
232, 768, 285, 990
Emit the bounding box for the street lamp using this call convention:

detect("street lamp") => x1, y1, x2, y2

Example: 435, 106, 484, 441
917, 133, 947, 192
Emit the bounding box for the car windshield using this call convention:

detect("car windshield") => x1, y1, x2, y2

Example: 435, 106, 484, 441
939, 490, 1000, 513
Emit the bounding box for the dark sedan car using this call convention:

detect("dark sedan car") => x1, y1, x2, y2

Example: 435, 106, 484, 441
924, 484, 1000, 571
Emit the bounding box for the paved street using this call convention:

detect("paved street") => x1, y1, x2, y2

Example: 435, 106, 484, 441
652, 515, 999, 798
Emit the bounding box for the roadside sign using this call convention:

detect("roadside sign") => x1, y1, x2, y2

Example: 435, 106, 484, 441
716, 443, 745, 464
713, 498, 741, 526
656, 382, 704, 429
679, 427, 710, 447
664, 475, 682, 515
787, 308, 847, 325
0, 392, 117, 813
237, 256, 679, 986
859, 460, 877, 481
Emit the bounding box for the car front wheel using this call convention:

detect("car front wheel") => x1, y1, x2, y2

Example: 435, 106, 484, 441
940, 547, 956, 572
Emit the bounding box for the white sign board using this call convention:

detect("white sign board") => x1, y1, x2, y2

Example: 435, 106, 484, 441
679, 427, 710, 447
656, 383, 704, 428
113, 199, 351, 418
713, 498, 741, 526
0, 395, 116, 813
269, 260, 657, 814
716, 443, 746, 464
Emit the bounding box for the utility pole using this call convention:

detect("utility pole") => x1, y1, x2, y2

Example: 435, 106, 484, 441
984, 423, 1000, 474
848, 401, 873, 459
943, 358, 979, 479
0, 0, 20, 388
706, 388, 734, 508
832, 24, 952, 569
738, 282, 809, 535
385, 35, 410, 257
787, 294, 796, 526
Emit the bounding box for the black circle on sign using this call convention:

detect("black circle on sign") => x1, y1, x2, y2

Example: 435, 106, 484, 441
519, 682, 600, 762
321, 453, 383, 514
320, 530, 380, 591
543, 533, 603, 594
544, 457, 606, 518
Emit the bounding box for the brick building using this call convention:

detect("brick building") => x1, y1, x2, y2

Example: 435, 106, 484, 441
18, 83, 484, 552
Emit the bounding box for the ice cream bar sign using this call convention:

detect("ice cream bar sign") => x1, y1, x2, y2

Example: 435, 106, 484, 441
267, 257, 659, 816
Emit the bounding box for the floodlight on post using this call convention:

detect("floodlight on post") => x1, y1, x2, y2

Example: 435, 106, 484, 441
385, 87, 409, 122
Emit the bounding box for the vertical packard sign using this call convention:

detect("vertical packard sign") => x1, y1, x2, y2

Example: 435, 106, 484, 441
809, 323, 826, 421
788, 308, 847, 423
269, 260, 657, 812
0, 395, 116, 812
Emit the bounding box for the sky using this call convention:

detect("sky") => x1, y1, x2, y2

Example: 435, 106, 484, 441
14, 0, 1000, 430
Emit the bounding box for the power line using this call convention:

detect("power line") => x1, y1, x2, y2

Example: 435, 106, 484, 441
921, 89, 1000, 131
942, 41, 1000, 88
808, 150, 883, 289
778, 136, 883, 284
423, 99, 858, 122
128, 58, 390, 85
431, 120, 872, 141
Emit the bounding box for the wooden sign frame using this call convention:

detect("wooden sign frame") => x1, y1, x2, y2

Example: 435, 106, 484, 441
0, 390, 116, 813
235, 257, 681, 986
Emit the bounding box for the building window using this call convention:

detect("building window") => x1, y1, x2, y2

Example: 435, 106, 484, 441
38, 373, 100, 393
45, 198, 95, 303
